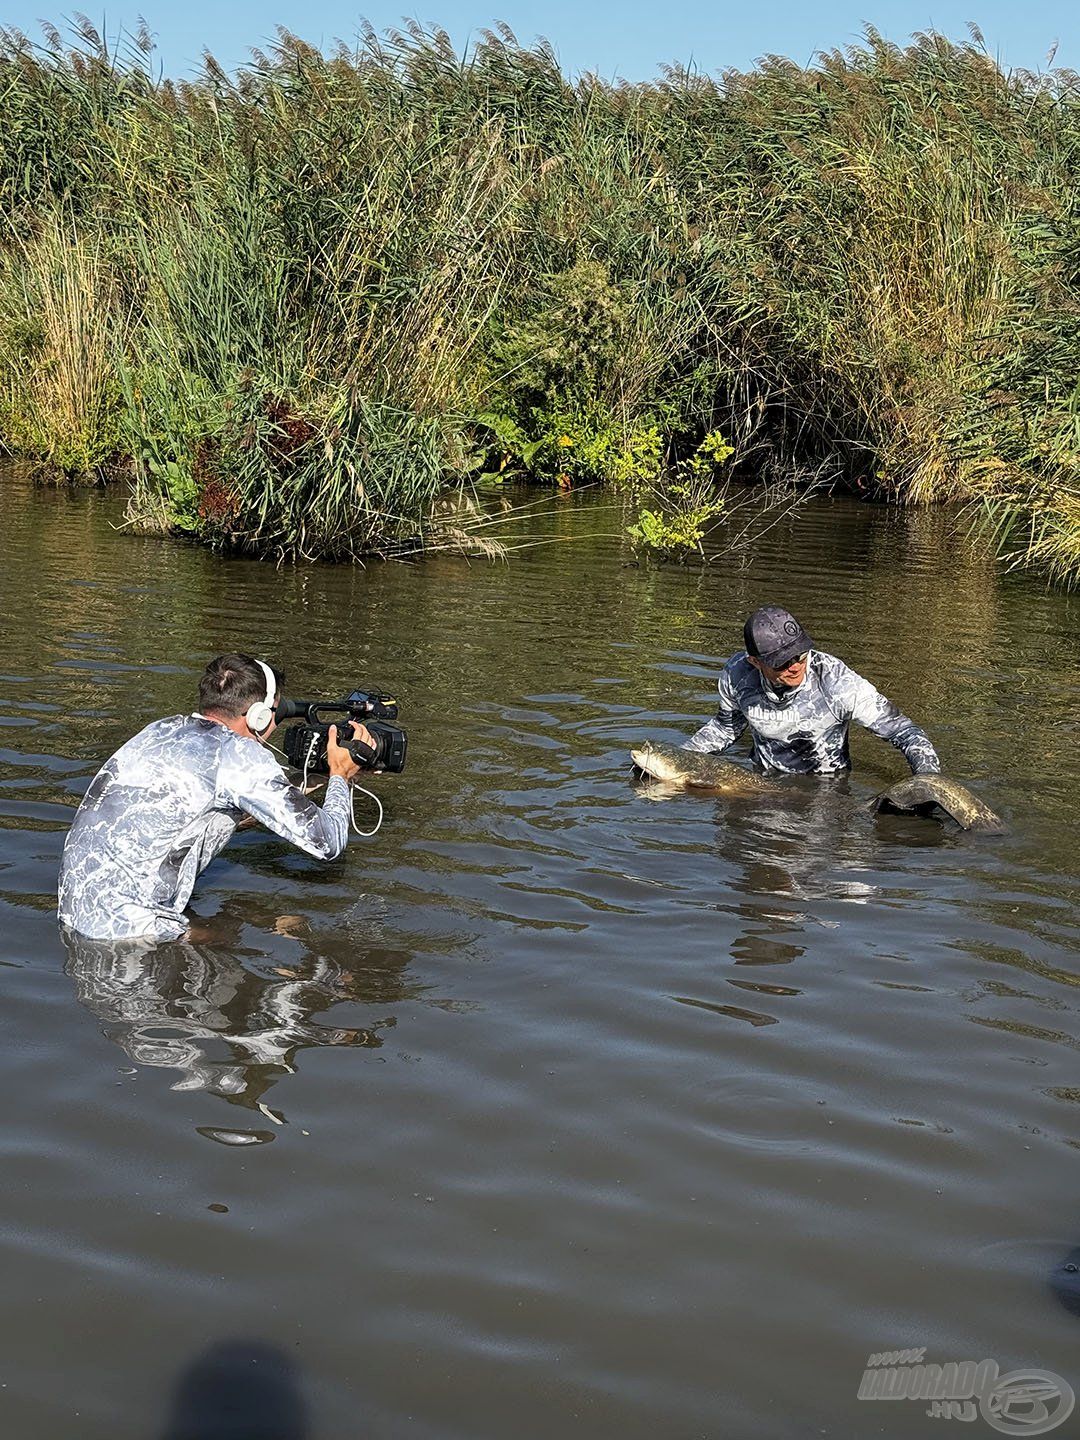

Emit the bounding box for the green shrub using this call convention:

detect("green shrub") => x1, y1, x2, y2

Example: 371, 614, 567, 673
0, 24, 1078, 575
627, 431, 734, 558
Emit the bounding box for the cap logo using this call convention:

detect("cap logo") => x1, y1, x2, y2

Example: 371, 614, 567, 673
783, 620, 800, 636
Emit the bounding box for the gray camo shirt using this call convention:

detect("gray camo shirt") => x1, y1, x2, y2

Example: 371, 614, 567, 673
684, 650, 940, 776
58, 714, 351, 941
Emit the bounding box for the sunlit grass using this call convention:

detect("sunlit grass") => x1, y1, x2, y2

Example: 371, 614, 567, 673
0, 19, 1079, 574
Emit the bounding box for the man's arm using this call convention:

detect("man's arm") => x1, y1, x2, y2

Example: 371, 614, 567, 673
220, 739, 352, 859
682, 670, 748, 754
846, 668, 941, 774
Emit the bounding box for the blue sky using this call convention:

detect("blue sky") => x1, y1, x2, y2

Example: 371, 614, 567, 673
0, 2, 1072, 80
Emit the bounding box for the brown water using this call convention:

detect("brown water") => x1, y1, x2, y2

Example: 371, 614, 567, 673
1, 470, 1078, 1438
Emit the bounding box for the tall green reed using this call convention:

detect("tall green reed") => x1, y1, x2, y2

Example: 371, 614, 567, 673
0, 22, 1079, 575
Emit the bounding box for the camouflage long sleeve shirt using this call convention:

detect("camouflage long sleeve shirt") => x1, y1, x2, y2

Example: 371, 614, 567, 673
58, 714, 351, 941
683, 650, 940, 777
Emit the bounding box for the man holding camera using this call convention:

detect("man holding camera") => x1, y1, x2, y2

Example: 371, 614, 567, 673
58, 653, 373, 943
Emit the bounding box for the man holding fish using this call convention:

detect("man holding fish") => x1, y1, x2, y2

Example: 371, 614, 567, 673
631, 605, 1005, 831
683, 604, 940, 777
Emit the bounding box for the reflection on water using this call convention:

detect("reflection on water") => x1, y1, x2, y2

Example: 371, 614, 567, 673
62, 901, 413, 1119
721, 781, 857, 980
0, 470, 1078, 1439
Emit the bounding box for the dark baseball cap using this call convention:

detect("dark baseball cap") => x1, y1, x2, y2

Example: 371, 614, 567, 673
743, 606, 813, 669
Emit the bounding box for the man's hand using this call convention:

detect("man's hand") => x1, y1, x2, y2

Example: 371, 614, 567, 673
326, 723, 376, 782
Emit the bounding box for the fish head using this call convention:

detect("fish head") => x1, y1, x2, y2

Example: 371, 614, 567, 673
630, 742, 686, 785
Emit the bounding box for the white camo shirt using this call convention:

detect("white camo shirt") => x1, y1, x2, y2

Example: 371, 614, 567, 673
58, 714, 351, 941
684, 650, 940, 776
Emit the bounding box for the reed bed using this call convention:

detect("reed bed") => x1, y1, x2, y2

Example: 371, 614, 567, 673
1, 20, 1079, 575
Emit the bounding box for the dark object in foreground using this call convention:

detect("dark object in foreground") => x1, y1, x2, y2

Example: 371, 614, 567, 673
279, 687, 407, 774
162, 1338, 306, 1440
1050, 1247, 1080, 1319
870, 775, 1006, 833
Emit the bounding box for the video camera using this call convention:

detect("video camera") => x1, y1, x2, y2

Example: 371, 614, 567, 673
278, 689, 407, 775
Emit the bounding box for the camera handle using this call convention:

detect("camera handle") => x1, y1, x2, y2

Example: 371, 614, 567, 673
277, 690, 397, 725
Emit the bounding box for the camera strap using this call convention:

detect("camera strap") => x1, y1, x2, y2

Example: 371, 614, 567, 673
348, 782, 383, 838
347, 736, 379, 767
268, 738, 384, 839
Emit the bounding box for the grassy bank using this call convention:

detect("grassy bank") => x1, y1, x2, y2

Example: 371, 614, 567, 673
1, 21, 1079, 574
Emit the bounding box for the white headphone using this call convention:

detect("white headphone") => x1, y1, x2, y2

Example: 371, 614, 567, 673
245, 660, 276, 735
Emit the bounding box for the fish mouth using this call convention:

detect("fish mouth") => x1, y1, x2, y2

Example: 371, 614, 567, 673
631, 750, 680, 786
631, 746, 668, 779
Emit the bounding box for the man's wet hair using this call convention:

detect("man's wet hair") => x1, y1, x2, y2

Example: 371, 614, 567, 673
198, 654, 284, 719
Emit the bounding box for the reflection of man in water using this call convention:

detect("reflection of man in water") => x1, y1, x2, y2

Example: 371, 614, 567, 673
58, 653, 371, 942
61, 913, 400, 1111
685, 606, 941, 776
